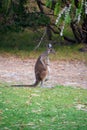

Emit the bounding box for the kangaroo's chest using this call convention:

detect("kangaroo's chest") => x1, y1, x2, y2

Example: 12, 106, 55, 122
42, 56, 49, 65
35, 56, 50, 70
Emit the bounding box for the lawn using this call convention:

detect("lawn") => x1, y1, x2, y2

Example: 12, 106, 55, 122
0, 85, 87, 130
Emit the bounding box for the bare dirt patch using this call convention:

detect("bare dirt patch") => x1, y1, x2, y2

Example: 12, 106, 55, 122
0, 56, 87, 89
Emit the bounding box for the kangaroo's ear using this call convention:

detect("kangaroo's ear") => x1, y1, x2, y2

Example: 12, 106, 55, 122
48, 43, 52, 48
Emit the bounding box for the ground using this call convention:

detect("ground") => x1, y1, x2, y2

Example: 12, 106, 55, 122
0, 56, 87, 89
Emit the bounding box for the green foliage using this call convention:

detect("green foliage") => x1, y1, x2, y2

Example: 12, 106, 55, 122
0, 0, 86, 32
54, 0, 86, 36
65, 11, 71, 24
0, 85, 87, 130
0, 0, 87, 42
54, 3, 60, 15
16, 13, 50, 27
0, 0, 51, 32
0, 0, 28, 32
46, 0, 52, 8
1, 0, 11, 14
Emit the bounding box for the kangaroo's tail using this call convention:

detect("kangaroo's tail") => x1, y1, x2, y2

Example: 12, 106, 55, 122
11, 80, 40, 87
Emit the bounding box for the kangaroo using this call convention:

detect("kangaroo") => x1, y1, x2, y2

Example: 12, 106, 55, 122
12, 44, 55, 87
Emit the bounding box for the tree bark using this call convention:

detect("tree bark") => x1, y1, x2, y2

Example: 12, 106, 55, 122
70, 21, 82, 43
36, 0, 44, 13
82, 15, 87, 43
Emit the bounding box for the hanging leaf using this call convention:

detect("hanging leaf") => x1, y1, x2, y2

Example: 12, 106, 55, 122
65, 14, 71, 24
2, 0, 12, 14
46, 0, 52, 8
54, 3, 60, 15
75, 8, 81, 19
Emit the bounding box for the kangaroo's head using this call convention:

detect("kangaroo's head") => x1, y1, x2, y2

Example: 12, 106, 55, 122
47, 43, 55, 54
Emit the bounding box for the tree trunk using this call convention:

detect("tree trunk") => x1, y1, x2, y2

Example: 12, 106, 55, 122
46, 25, 52, 40
70, 18, 87, 44
82, 15, 87, 43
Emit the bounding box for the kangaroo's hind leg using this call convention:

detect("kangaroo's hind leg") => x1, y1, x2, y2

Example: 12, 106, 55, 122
40, 70, 47, 87
44, 65, 50, 82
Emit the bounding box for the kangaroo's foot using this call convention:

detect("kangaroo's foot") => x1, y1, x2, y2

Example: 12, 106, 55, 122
45, 75, 50, 82
45, 78, 49, 82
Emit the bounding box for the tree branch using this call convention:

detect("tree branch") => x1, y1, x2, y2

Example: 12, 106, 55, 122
36, 0, 44, 13
70, 21, 81, 43
34, 28, 46, 50
63, 36, 76, 43
49, 25, 76, 43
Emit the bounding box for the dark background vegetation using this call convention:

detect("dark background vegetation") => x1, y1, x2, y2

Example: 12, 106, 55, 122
0, 0, 87, 56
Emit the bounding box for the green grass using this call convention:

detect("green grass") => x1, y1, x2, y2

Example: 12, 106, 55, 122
55, 44, 87, 61
0, 31, 87, 61
0, 85, 87, 130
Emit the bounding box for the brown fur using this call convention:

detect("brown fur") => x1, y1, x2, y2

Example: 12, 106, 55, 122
12, 44, 55, 87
